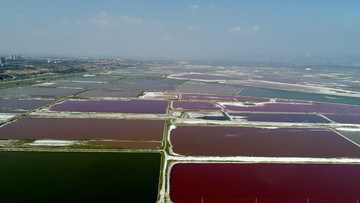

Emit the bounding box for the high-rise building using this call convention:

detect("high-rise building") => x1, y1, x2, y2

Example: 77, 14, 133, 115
0, 57, 5, 64
9, 54, 21, 60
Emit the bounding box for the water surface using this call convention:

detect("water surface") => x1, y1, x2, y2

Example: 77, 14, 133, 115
229, 113, 331, 123
49, 99, 169, 114
0, 118, 165, 140
170, 126, 360, 157
0, 152, 161, 202
78, 89, 141, 98
0, 87, 80, 97
239, 87, 360, 105
172, 101, 222, 111
170, 163, 360, 202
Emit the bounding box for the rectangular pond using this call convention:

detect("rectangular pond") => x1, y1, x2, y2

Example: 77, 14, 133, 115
170, 163, 360, 203
172, 101, 222, 111
170, 126, 360, 157
67, 77, 118, 82
0, 98, 55, 110
229, 113, 331, 123
39, 81, 100, 88
108, 68, 145, 74
224, 101, 360, 115
229, 79, 317, 93
0, 118, 165, 140
0, 152, 160, 202
173, 73, 237, 81
102, 78, 182, 91
0, 87, 80, 97
238, 86, 360, 105
78, 89, 141, 98
182, 93, 269, 102
324, 115, 360, 124
175, 82, 241, 95
48, 99, 169, 114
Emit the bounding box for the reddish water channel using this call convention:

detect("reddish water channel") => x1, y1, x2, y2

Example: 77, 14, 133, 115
170, 163, 360, 203
170, 126, 360, 157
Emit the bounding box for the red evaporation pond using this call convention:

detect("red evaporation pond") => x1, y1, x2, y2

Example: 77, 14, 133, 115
48, 99, 169, 114
324, 114, 360, 124
182, 93, 268, 102
224, 101, 360, 115
170, 126, 360, 157
0, 118, 165, 140
170, 163, 360, 203
87, 141, 162, 149
172, 101, 222, 111
229, 113, 331, 123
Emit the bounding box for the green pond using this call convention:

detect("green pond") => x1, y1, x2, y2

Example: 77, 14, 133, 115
239, 86, 360, 105
0, 152, 161, 202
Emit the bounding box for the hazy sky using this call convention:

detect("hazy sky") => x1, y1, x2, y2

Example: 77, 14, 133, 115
1, 0, 359, 59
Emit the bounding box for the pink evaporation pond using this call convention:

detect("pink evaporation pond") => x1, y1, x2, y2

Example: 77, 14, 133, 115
181, 93, 269, 102
224, 101, 360, 115
170, 126, 360, 157
0, 118, 165, 140
48, 99, 169, 114
87, 141, 162, 149
324, 114, 360, 124
170, 163, 360, 203
172, 101, 222, 111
